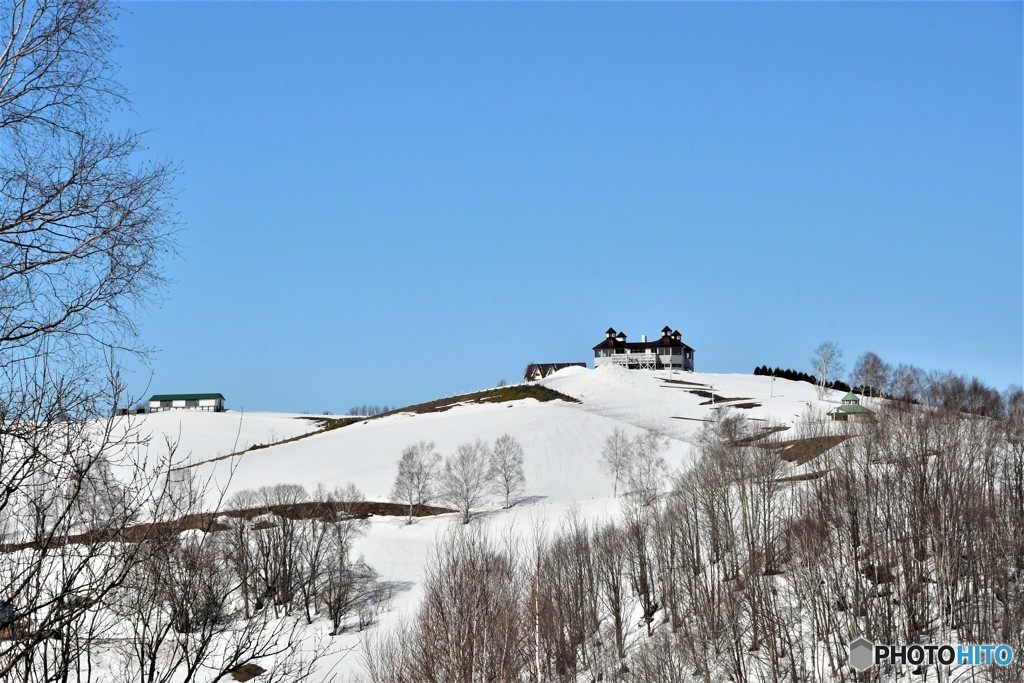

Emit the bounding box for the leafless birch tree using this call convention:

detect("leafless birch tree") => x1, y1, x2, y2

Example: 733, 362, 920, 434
810, 341, 844, 399
0, 0, 180, 678
851, 350, 890, 397
489, 433, 525, 508
599, 427, 631, 497
626, 429, 669, 506
439, 440, 492, 524
390, 441, 442, 524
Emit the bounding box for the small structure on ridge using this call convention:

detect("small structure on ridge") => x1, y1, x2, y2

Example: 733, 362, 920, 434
148, 393, 225, 413
524, 363, 587, 382
828, 392, 875, 423
593, 326, 694, 371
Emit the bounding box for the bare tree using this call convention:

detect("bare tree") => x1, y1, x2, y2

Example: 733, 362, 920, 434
489, 433, 526, 509
626, 429, 669, 506
0, 0, 179, 678
851, 351, 890, 397
315, 483, 377, 635
0, 0, 175, 363
593, 522, 631, 667
439, 440, 492, 524
600, 427, 632, 497
890, 362, 927, 402
622, 496, 660, 637
390, 441, 442, 524
115, 516, 339, 683
365, 528, 528, 682
363, 378, 1024, 682
810, 341, 845, 399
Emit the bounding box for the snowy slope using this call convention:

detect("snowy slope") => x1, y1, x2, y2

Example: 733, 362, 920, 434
113, 409, 321, 469
187, 366, 836, 505
132, 368, 844, 600
127, 367, 848, 680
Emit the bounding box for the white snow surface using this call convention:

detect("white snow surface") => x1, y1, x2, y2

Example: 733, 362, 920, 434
182, 366, 832, 504
113, 409, 321, 468
127, 367, 846, 680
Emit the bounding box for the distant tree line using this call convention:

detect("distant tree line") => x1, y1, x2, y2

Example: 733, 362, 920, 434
753, 365, 850, 393
757, 343, 1007, 417
348, 405, 395, 417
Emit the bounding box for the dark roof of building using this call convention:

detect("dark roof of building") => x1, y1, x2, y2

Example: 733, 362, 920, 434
150, 393, 225, 402
593, 336, 694, 352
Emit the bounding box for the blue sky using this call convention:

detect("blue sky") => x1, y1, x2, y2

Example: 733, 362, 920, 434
113, 2, 1022, 413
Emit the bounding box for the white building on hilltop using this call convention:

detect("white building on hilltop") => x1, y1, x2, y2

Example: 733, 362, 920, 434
592, 326, 694, 371
148, 393, 225, 412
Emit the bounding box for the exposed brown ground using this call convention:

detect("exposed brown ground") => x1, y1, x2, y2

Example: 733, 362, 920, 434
0, 501, 453, 553
181, 385, 579, 471
229, 663, 267, 681
372, 384, 580, 417
775, 469, 831, 483
759, 435, 851, 466
659, 378, 710, 387
728, 425, 790, 446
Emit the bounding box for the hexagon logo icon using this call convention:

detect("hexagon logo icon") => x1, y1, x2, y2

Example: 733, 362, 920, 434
849, 637, 875, 672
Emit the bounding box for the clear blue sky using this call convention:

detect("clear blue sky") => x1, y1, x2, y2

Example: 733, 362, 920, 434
113, 2, 1022, 413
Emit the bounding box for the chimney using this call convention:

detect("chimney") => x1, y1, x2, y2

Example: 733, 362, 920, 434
641, 334, 647, 343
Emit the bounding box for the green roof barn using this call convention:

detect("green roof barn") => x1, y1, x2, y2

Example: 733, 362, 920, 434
148, 393, 225, 413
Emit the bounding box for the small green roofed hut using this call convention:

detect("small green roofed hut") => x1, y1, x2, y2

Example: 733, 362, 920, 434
828, 392, 874, 422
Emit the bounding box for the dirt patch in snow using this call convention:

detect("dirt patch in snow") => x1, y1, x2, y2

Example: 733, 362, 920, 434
0, 501, 454, 553
683, 388, 756, 406
759, 435, 851, 466
384, 385, 581, 416
728, 425, 790, 446
659, 378, 709, 387
775, 469, 831, 483
180, 385, 580, 470
229, 664, 267, 681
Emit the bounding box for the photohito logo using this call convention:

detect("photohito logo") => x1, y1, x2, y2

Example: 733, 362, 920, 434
848, 638, 1015, 671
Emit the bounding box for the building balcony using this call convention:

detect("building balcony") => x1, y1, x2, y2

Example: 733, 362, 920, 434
604, 353, 658, 369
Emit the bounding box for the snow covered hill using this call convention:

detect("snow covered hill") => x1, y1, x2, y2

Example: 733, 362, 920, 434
124, 367, 848, 680
114, 409, 322, 468
176, 366, 837, 505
